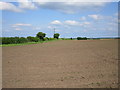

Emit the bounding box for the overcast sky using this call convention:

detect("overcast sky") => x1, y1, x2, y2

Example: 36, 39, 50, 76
0, 0, 118, 38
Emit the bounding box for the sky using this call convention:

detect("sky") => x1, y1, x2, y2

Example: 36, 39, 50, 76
0, 0, 119, 38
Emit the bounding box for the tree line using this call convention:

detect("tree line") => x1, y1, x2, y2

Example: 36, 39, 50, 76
1, 31, 88, 44
2, 32, 60, 44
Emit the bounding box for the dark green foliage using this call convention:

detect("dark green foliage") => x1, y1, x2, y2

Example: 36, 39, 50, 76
61, 38, 75, 40
0, 38, 2, 44
2, 37, 28, 44
2, 31, 59, 45
27, 36, 39, 42
77, 37, 87, 40
44, 37, 50, 41
54, 33, 60, 39
2, 37, 11, 44
36, 32, 46, 41
19, 37, 28, 43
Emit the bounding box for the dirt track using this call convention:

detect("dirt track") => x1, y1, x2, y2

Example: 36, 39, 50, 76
2, 40, 118, 88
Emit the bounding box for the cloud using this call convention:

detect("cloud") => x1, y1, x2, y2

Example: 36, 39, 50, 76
88, 14, 103, 20
18, 0, 37, 10
15, 28, 22, 31
0, 1, 108, 13
64, 20, 80, 26
64, 20, 91, 27
12, 23, 32, 31
50, 20, 62, 25
50, 19, 91, 28
0, 2, 22, 12
12, 23, 32, 27
35, 2, 107, 14
33, 0, 119, 2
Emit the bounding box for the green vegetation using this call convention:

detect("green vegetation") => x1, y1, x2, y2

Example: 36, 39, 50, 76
54, 33, 60, 39
36, 32, 46, 41
1, 32, 61, 46
2, 37, 28, 44
77, 37, 87, 40
27, 36, 39, 42
61, 38, 75, 40
2, 31, 117, 47
1, 38, 60, 47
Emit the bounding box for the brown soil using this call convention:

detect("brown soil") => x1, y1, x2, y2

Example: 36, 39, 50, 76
2, 39, 118, 88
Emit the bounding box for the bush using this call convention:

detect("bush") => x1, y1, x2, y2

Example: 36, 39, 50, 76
49, 38, 56, 41
18, 37, 28, 43
44, 37, 49, 41
2, 37, 28, 44
61, 38, 72, 40
27, 36, 39, 42
77, 37, 87, 40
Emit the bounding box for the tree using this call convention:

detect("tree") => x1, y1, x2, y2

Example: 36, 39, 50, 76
54, 33, 60, 39
77, 37, 82, 40
36, 32, 46, 41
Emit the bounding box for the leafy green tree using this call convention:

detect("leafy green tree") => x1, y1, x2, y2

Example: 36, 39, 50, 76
36, 32, 46, 41
77, 37, 82, 40
54, 33, 60, 39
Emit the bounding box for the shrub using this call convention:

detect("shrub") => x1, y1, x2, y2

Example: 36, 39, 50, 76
49, 38, 56, 41
2, 37, 28, 44
77, 37, 87, 40
27, 36, 39, 42
44, 37, 49, 41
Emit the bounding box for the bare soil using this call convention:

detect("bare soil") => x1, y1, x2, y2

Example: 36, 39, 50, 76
2, 39, 118, 88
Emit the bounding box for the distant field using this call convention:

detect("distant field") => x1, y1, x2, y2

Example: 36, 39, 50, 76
2, 39, 118, 88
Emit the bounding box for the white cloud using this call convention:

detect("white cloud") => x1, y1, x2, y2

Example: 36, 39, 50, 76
18, 0, 37, 10
50, 20, 62, 25
50, 20, 91, 28
12, 23, 31, 27
64, 20, 80, 26
0, 1, 108, 14
88, 14, 103, 20
0, 2, 22, 12
15, 28, 22, 31
33, 2, 107, 14
33, 0, 118, 2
